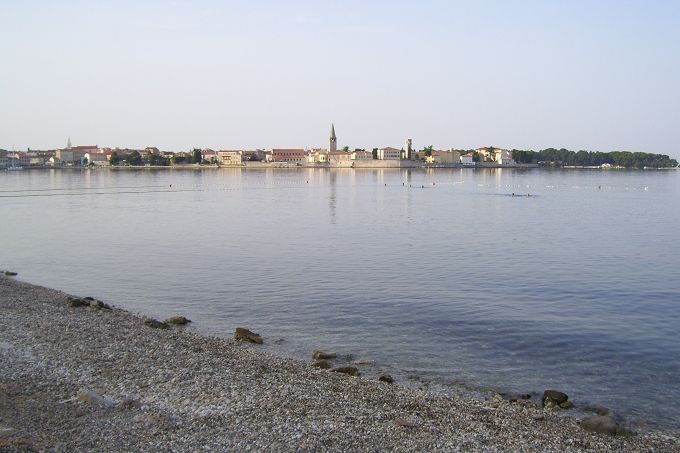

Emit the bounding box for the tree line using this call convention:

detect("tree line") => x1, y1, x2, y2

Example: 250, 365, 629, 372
511, 148, 678, 168
109, 149, 203, 166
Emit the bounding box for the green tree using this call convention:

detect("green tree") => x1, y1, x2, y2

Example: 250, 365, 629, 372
109, 151, 121, 166
124, 151, 143, 165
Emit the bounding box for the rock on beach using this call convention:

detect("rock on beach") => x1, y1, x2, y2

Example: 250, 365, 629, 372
234, 327, 263, 344
580, 415, 621, 435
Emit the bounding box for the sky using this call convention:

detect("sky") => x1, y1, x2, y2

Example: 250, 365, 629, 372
1, 0, 679, 157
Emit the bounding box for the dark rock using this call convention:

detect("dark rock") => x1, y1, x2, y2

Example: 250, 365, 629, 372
559, 401, 574, 409
313, 360, 332, 369
378, 374, 394, 384
312, 350, 337, 360
68, 297, 90, 308
580, 415, 620, 435
543, 390, 569, 408
144, 319, 169, 329
3, 271, 18, 276
90, 300, 111, 310
84, 297, 95, 301
331, 366, 360, 377
165, 316, 191, 325
234, 327, 263, 344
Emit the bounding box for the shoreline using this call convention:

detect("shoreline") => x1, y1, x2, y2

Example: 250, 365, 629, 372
4, 163, 679, 171
1, 275, 679, 451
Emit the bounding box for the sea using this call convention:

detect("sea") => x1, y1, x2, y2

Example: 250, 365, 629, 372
2, 167, 679, 431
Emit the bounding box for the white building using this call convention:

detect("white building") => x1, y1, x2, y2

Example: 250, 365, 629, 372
377, 147, 401, 160
495, 149, 515, 166
460, 154, 475, 166
404, 138, 412, 159
307, 149, 328, 163
84, 152, 109, 166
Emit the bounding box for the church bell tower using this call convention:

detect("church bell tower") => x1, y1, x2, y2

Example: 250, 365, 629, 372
329, 123, 337, 153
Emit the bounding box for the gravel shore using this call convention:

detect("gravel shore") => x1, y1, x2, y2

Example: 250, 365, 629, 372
1, 275, 678, 452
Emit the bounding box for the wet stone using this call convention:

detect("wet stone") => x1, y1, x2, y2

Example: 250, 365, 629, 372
234, 327, 262, 344
165, 316, 191, 325
378, 374, 394, 384
144, 318, 169, 329
331, 366, 360, 377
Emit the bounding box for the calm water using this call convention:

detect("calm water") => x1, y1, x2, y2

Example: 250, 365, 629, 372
2, 167, 679, 431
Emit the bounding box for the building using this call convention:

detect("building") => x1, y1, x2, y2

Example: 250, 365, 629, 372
328, 151, 352, 165
376, 147, 401, 160
56, 145, 98, 164
0, 150, 7, 169
7, 152, 31, 167
460, 154, 475, 166
271, 149, 306, 163
495, 149, 515, 166
217, 150, 243, 165
84, 152, 110, 166
329, 124, 337, 153
425, 150, 460, 164
404, 138, 412, 160
242, 150, 266, 162
202, 149, 219, 164
351, 150, 372, 160
307, 149, 328, 163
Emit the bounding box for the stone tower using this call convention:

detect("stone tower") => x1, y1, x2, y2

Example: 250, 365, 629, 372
404, 138, 412, 160
329, 124, 337, 153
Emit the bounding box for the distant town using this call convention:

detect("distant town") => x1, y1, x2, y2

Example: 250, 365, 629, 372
1, 124, 677, 170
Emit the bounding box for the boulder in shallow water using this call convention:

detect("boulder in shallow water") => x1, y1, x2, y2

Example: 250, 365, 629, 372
165, 316, 191, 325
144, 318, 169, 329
331, 366, 360, 377
313, 360, 332, 369
543, 390, 569, 409
3, 271, 18, 276
67, 297, 90, 308
90, 300, 111, 310
378, 374, 394, 384
234, 327, 263, 344
580, 415, 620, 435
312, 350, 337, 360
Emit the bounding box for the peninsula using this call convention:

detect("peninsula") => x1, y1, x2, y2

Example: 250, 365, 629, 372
1, 126, 677, 170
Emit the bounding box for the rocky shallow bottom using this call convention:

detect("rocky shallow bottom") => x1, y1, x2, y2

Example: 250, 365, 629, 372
1, 275, 679, 452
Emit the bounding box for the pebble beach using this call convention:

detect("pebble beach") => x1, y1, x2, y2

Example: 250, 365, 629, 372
1, 274, 679, 452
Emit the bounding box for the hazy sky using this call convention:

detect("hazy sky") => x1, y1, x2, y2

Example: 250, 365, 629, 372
1, 1, 679, 156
